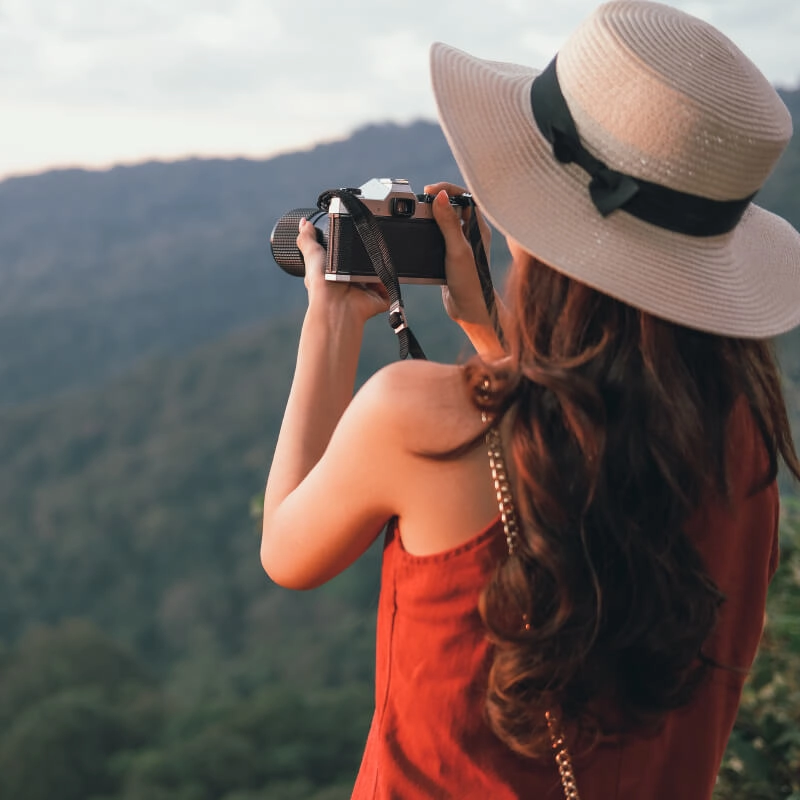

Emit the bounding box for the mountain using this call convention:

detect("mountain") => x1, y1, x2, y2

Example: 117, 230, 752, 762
0, 107, 799, 799
779, 87, 800, 118
1, 101, 799, 642
760, 89, 800, 229
0, 121, 461, 408
2, 106, 799, 409
0, 291, 473, 655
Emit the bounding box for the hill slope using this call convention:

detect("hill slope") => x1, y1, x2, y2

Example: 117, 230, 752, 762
0, 285, 470, 655
0, 121, 461, 407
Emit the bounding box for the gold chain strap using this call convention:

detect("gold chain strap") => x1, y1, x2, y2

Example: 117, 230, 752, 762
483, 415, 582, 800
484, 422, 521, 556
545, 710, 581, 800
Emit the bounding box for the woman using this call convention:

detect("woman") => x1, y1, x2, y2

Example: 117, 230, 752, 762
261, 2, 800, 797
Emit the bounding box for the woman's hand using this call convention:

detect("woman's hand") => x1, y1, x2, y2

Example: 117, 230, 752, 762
297, 217, 389, 324
425, 182, 506, 360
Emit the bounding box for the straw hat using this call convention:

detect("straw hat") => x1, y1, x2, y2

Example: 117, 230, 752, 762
430, 0, 800, 338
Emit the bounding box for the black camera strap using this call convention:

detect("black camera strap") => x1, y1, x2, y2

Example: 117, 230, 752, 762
318, 189, 426, 360
466, 205, 504, 350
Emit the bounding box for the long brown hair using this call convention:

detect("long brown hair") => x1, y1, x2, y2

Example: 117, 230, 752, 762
466, 252, 800, 758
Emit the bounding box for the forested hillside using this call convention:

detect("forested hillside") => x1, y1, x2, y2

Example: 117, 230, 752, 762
0, 121, 473, 798
779, 87, 800, 118
0, 107, 799, 799
0, 121, 461, 407
0, 292, 471, 657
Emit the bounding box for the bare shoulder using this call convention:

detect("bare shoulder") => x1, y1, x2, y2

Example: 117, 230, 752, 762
352, 360, 483, 453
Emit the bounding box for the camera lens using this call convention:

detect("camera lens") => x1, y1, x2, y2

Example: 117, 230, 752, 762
270, 208, 328, 277
391, 197, 416, 217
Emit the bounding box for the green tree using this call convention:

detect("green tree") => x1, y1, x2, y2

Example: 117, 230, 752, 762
0, 690, 147, 800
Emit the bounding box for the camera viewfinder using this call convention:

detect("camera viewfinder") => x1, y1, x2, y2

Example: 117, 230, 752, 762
391, 197, 416, 217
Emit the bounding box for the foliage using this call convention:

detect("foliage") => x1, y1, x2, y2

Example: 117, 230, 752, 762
0, 621, 159, 800
714, 501, 800, 800
0, 619, 374, 800
0, 282, 473, 660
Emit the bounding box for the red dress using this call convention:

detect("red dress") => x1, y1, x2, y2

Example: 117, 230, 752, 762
351, 400, 780, 799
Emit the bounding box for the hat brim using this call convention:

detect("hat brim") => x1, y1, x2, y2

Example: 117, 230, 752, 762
430, 42, 800, 338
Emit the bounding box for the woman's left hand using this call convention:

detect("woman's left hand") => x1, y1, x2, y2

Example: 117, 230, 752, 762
425, 182, 505, 360
297, 217, 390, 323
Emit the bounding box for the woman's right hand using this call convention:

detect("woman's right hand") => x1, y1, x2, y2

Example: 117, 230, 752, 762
296, 217, 389, 326
426, 182, 506, 360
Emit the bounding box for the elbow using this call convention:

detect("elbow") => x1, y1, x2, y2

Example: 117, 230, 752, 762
260, 515, 291, 587
260, 537, 291, 588
259, 543, 278, 583
260, 536, 320, 591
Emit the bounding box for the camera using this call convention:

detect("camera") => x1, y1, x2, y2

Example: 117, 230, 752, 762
270, 178, 471, 284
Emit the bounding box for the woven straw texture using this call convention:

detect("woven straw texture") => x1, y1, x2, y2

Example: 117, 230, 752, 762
430, 0, 800, 338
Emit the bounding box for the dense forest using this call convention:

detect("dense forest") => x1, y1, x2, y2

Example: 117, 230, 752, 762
0, 102, 799, 799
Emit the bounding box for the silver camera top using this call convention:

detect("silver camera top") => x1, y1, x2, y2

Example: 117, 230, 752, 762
358, 178, 415, 201
327, 178, 422, 219
327, 178, 471, 221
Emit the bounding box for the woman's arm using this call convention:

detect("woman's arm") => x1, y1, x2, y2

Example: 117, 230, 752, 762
261, 218, 391, 588
261, 188, 506, 588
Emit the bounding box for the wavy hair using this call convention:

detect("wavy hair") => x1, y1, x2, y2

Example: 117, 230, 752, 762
464, 252, 800, 758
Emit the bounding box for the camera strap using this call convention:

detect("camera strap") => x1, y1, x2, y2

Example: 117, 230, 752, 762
316, 189, 502, 360
317, 189, 426, 360
466, 203, 504, 350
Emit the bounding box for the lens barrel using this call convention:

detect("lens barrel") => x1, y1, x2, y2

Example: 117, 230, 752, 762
270, 209, 328, 277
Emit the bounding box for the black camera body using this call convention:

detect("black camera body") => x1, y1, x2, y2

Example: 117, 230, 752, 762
270, 178, 470, 284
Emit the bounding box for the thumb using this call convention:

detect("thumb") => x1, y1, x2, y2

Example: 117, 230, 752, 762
432, 189, 469, 251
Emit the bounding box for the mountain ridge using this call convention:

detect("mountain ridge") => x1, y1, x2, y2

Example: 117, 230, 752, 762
0, 120, 461, 407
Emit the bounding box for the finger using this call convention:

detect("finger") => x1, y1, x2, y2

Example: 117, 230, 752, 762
431, 190, 472, 257
295, 217, 324, 257
431, 189, 464, 233
297, 218, 327, 291
424, 181, 467, 197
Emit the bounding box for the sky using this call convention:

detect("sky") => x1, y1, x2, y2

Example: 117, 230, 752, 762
1, 0, 798, 181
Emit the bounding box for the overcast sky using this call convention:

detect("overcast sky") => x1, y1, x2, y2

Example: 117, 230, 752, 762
1, 0, 798, 180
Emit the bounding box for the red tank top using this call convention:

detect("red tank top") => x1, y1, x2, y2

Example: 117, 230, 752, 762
351, 400, 780, 799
